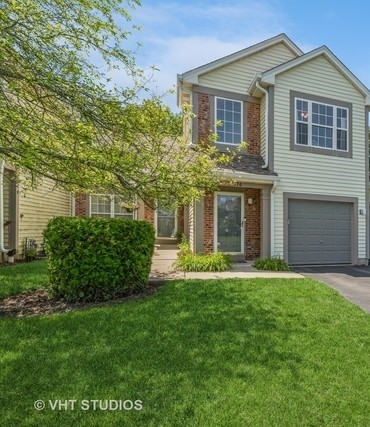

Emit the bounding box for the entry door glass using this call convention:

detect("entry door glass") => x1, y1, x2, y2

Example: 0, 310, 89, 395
217, 194, 242, 253
157, 205, 176, 238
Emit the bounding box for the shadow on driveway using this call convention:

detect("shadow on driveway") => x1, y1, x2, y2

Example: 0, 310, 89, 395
293, 265, 370, 313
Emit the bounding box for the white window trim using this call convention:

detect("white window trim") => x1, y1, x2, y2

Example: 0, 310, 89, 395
89, 194, 137, 219
295, 97, 349, 152
215, 97, 243, 145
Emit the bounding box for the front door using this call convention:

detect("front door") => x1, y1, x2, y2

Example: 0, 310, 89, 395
215, 193, 244, 254
156, 204, 177, 238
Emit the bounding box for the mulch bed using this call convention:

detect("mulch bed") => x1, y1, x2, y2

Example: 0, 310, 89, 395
0, 282, 166, 318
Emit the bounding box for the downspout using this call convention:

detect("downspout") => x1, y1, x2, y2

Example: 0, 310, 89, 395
255, 78, 278, 257
0, 160, 15, 261
270, 180, 278, 257
255, 79, 269, 169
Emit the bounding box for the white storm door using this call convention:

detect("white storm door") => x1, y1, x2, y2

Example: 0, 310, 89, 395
215, 193, 244, 254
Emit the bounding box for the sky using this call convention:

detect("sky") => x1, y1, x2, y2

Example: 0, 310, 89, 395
119, 0, 370, 111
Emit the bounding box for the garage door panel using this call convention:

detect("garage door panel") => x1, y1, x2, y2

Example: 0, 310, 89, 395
288, 200, 352, 265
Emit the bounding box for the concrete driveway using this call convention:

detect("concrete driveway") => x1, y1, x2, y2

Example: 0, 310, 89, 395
294, 265, 370, 313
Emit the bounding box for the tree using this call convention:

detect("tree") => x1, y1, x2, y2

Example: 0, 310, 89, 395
0, 0, 228, 208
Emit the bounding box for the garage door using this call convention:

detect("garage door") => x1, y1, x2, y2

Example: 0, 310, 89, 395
288, 200, 352, 265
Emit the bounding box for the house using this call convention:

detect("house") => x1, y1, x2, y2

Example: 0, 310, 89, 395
177, 33, 370, 265
74, 193, 185, 246
2, 166, 72, 261
4, 33, 369, 266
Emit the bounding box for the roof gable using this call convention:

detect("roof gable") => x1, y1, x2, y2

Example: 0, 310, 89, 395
178, 33, 303, 85
254, 46, 370, 104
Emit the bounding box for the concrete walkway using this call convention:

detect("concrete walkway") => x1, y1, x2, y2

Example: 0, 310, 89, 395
150, 249, 303, 280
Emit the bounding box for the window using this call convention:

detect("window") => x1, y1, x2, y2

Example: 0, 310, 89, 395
90, 195, 134, 219
215, 97, 243, 144
295, 97, 348, 152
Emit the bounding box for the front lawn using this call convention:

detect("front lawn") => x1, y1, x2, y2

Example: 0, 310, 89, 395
1, 277, 370, 426
0, 260, 47, 299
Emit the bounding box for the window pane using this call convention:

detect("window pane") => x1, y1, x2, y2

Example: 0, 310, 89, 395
296, 100, 308, 122
313, 126, 332, 148
91, 195, 110, 215
114, 197, 134, 219
337, 108, 347, 129
337, 130, 347, 150
296, 123, 308, 145
216, 98, 242, 144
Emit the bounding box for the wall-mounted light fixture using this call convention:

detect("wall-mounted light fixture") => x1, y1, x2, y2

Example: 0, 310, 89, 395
248, 198, 253, 205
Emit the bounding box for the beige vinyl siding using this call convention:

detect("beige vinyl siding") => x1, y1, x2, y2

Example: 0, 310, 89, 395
272, 56, 367, 260
18, 178, 71, 255
199, 43, 298, 94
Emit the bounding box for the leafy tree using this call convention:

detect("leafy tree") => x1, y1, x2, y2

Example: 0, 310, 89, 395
0, 0, 229, 208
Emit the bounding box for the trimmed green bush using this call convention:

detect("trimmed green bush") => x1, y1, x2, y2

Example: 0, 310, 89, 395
253, 255, 290, 271
175, 251, 233, 272
43, 217, 155, 302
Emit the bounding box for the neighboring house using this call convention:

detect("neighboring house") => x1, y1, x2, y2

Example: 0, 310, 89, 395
74, 194, 185, 246
177, 33, 370, 265
2, 167, 72, 261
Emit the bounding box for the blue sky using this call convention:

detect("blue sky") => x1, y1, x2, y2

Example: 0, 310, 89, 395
121, 0, 370, 111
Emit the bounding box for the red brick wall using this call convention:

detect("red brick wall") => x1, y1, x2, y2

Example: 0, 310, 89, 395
144, 204, 154, 224
198, 93, 211, 144
75, 193, 87, 216
203, 192, 214, 253
177, 206, 185, 235
244, 188, 261, 260
247, 103, 261, 155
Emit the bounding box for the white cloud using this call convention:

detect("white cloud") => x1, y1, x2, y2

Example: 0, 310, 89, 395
110, 1, 297, 109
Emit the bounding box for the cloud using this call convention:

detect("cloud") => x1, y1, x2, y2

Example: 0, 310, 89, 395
126, 1, 288, 109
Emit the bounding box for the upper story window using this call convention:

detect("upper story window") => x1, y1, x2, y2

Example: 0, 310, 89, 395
292, 92, 352, 157
215, 97, 243, 144
90, 195, 134, 219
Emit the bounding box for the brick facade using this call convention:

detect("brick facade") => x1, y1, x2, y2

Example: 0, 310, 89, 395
196, 92, 262, 259
244, 188, 261, 260
75, 193, 87, 216
246, 102, 261, 155
197, 93, 211, 144
144, 204, 155, 224
203, 191, 214, 253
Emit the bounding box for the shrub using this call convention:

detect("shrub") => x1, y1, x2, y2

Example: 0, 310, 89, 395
175, 251, 233, 272
253, 255, 290, 271
43, 217, 155, 302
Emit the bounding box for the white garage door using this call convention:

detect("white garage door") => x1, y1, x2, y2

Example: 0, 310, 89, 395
288, 200, 352, 265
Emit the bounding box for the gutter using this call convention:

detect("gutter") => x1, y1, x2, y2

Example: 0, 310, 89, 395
0, 160, 16, 261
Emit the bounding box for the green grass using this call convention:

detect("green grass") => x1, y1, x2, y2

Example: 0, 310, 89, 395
0, 260, 48, 299
1, 277, 370, 426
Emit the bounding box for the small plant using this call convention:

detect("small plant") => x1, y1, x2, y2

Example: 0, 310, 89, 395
25, 248, 37, 261
253, 255, 290, 271
177, 234, 192, 255
175, 251, 233, 272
